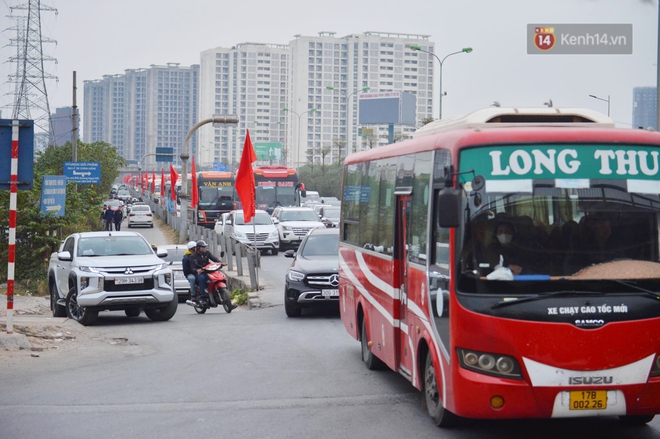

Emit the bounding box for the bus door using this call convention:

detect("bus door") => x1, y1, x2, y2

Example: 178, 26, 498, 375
395, 194, 412, 375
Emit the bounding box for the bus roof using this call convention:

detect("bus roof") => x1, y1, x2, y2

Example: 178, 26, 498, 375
198, 171, 233, 179
345, 108, 660, 165
413, 107, 615, 139
253, 165, 297, 178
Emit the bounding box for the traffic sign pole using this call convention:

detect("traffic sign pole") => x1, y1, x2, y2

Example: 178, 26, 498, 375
6, 120, 18, 334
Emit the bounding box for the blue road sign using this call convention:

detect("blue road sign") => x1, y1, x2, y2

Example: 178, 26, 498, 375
0, 119, 34, 190
64, 162, 101, 184
213, 162, 229, 171
156, 147, 174, 162
40, 175, 67, 217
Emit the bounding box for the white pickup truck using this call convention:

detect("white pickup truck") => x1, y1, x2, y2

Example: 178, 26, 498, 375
47, 231, 177, 326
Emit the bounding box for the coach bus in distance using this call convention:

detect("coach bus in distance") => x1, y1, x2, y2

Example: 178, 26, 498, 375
193, 171, 237, 228
338, 107, 660, 427
253, 166, 303, 214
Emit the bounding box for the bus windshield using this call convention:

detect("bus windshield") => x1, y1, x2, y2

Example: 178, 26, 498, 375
456, 144, 660, 294
198, 185, 234, 209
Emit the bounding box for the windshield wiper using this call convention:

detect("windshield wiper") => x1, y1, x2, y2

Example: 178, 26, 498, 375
492, 285, 660, 309
492, 290, 592, 309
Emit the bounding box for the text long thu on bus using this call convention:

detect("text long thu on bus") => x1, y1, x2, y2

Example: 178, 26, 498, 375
338, 107, 660, 427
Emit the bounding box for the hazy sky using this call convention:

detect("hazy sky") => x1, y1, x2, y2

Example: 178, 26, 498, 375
0, 0, 657, 129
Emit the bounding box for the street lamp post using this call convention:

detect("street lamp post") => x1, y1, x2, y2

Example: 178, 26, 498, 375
283, 107, 317, 167
588, 94, 611, 117
326, 86, 370, 158
410, 45, 473, 120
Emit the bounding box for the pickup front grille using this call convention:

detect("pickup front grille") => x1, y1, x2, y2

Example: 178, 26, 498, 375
104, 278, 155, 292
292, 227, 313, 237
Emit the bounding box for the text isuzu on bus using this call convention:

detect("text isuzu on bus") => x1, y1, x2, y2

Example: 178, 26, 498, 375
339, 107, 660, 427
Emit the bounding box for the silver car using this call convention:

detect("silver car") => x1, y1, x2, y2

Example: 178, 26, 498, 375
157, 244, 193, 302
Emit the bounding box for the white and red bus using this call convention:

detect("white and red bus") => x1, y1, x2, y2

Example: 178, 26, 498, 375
339, 107, 660, 427
253, 166, 304, 214
192, 171, 237, 228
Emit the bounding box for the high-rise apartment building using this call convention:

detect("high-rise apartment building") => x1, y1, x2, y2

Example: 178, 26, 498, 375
83, 63, 199, 169
199, 31, 434, 168
50, 107, 75, 147
633, 87, 657, 131
199, 43, 289, 169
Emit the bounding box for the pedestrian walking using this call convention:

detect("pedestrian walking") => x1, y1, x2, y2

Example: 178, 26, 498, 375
104, 207, 114, 231
114, 208, 124, 231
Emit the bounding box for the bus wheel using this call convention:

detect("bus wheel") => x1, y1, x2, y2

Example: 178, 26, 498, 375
423, 352, 458, 427
360, 318, 385, 370
618, 414, 655, 425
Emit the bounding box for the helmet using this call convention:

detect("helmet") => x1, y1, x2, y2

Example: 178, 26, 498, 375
196, 240, 208, 247
187, 241, 197, 250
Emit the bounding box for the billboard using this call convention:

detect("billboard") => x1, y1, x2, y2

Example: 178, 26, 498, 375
358, 91, 416, 126
254, 142, 282, 161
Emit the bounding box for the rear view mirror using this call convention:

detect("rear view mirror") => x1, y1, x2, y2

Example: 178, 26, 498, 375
437, 188, 462, 228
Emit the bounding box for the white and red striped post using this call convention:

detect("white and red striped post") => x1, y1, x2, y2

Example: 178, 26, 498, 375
6, 120, 19, 334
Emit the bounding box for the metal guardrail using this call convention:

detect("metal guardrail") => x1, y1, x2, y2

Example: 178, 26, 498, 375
144, 197, 259, 291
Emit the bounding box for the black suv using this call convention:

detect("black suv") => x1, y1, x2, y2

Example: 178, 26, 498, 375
283, 228, 339, 317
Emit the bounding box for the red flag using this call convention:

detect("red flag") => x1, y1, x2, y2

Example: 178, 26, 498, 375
160, 168, 165, 200
151, 172, 155, 194
236, 129, 257, 223
191, 156, 199, 208
170, 164, 179, 201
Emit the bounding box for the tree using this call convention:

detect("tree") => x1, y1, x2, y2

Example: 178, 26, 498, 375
362, 134, 379, 149
332, 138, 347, 164
421, 116, 435, 126
0, 141, 125, 284
319, 145, 332, 176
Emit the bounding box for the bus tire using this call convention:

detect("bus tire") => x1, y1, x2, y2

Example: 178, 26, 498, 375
618, 414, 655, 425
423, 352, 458, 428
360, 318, 385, 370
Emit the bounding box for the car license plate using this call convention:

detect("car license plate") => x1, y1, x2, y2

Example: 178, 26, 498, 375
322, 289, 338, 297
115, 276, 144, 285
569, 390, 607, 410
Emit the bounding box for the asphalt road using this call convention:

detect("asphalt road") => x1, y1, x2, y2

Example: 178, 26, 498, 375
3, 223, 660, 438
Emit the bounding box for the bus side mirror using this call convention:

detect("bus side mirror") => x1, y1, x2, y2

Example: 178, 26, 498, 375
437, 188, 461, 228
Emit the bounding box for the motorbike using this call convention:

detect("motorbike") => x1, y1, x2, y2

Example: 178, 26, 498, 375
185, 262, 234, 314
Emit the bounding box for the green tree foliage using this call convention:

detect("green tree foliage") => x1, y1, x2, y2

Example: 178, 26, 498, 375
298, 164, 342, 199
0, 141, 125, 282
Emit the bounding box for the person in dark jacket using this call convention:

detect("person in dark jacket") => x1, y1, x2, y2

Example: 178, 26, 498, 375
113, 208, 123, 231
190, 240, 221, 305
104, 207, 115, 231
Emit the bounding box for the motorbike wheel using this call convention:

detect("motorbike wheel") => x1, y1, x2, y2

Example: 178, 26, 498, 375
194, 303, 207, 314
221, 288, 233, 313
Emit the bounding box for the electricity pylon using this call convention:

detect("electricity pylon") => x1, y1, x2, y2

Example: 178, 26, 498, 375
6, 0, 58, 143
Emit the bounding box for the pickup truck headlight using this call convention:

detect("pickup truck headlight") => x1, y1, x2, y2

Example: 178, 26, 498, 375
154, 263, 167, 271
269, 230, 279, 238
281, 225, 292, 231
79, 266, 101, 273
235, 231, 246, 239
287, 270, 305, 282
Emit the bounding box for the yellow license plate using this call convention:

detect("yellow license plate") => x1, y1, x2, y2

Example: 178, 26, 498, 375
569, 390, 607, 410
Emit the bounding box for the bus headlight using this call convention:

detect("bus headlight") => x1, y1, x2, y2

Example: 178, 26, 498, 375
457, 348, 522, 379
651, 354, 660, 377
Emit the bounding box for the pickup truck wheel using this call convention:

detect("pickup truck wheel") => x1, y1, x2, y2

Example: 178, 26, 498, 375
50, 282, 66, 317
66, 287, 98, 326
144, 292, 178, 321
271, 248, 279, 256
125, 308, 141, 317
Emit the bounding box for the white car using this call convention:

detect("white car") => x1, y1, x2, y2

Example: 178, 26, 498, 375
222, 210, 280, 255
271, 206, 325, 250
47, 231, 176, 326
128, 205, 154, 228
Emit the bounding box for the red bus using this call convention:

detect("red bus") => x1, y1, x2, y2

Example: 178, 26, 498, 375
253, 166, 303, 214
192, 171, 237, 228
338, 107, 660, 427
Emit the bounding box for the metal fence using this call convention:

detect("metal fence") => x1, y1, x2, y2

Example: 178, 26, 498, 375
146, 198, 260, 290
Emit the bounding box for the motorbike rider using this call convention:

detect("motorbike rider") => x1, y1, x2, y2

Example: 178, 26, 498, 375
182, 241, 197, 301
190, 240, 222, 306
